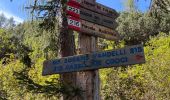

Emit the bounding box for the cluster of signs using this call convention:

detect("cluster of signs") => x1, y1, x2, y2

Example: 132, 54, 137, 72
42, 45, 145, 75
66, 0, 119, 40
42, 1, 146, 76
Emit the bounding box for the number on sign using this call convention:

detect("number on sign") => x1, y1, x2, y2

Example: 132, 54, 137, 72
130, 46, 143, 54
75, 21, 80, 27
68, 19, 81, 28
67, 6, 80, 14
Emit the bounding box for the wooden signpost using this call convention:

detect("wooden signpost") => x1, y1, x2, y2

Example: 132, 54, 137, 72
66, 0, 118, 19
81, 20, 118, 40
81, 0, 117, 18
68, 18, 118, 40
67, 6, 117, 29
66, 0, 119, 40
43, 44, 145, 75
43, 0, 146, 100
80, 7, 117, 29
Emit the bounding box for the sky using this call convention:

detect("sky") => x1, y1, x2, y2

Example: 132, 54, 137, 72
0, 0, 151, 23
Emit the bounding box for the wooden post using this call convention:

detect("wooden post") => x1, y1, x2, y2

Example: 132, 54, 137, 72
76, 33, 100, 100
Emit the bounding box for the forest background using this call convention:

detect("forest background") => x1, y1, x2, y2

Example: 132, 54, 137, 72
0, 0, 170, 100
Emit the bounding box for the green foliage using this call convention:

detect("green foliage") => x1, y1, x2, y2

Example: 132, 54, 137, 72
0, 21, 81, 99
159, 14, 170, 33
0, 28, 31, 62
116, 11, 159, 45
101, 33, 170, 100
118, 0, 170, 45
1, 1, 170, 99
1, 15, 169, 100
150, 0, 170, 17
14, 21, 59, 59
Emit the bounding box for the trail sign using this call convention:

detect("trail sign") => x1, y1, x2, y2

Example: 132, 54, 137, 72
81, 20, 118, 40
66, 0, 119, 40
68, 16, 81, 31
42, 44, 145, 76
81, 7, 116, 29
66, 2, 80, 18
66, 1, 117, 29
66, 0, 118, 18
67, 17, 118, 40
83, 0, 117, 18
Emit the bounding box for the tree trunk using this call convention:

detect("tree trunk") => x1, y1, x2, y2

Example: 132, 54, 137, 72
59, 5, 77, 99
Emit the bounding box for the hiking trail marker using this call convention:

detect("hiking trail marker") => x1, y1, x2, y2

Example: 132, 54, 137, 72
43, 44, 145, 75
66, 0, 119, 40
43, 0, 146, 99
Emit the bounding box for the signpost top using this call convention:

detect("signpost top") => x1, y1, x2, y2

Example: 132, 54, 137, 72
67, 0, 118, 18
66, 0, 119, 40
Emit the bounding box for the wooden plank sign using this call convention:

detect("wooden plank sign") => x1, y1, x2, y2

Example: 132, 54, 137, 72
81, 20, 118, 40
96, 3, 118, 18
66, 1, 117, 29
67, 17, 118, 40
42, 44, 145, 76
81, 0, 118, 18
66, 0, 119, 40
80, 7, 117, 29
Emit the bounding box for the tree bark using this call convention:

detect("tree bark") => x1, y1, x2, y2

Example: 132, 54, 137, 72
59, 3, 77, 99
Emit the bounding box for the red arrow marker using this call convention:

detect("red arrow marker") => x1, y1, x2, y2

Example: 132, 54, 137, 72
135, 55, 143, 60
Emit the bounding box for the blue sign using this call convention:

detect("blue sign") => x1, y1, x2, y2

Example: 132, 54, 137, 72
42, 44, 145, 76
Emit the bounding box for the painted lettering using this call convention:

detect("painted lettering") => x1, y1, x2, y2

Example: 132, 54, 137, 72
64, 55, 89, 64
99, 28, 114, 35
83, 1, 95, 6
64, 63, 87, 71
130, 46, 143, 54
91, 60, 102, 66
80, 11, 92, 17
82, 24, 95, 31
53, 60, 61, 65
105, 57, 128, 65
103, 19, 113, 24
54, 66, 63, 72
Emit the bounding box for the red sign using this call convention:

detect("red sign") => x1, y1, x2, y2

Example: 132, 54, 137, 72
67, 0, 81, 5
66, 2, 80, 18
67, 16, 81, 31
135, 55, 144, 61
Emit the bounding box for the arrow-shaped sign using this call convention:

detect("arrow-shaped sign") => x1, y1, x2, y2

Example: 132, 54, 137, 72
42, 44, 146, 76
